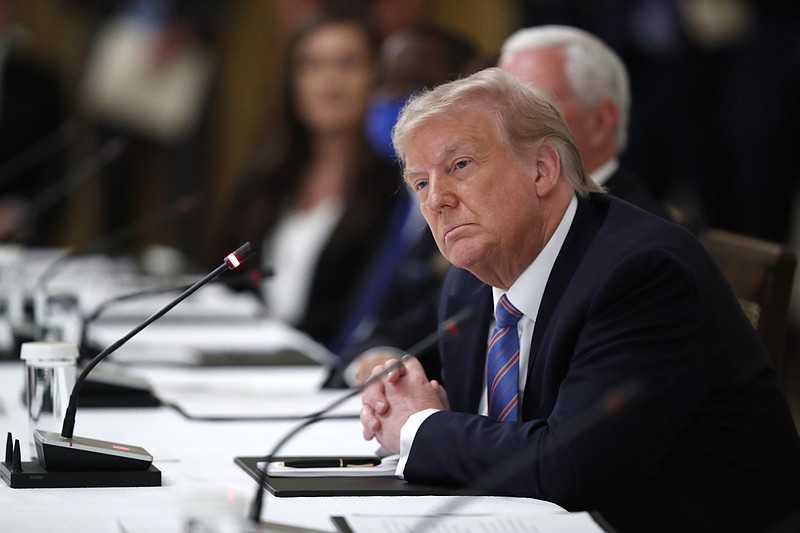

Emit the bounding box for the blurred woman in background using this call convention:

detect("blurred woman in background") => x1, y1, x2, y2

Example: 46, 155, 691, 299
214, 9, 407, 353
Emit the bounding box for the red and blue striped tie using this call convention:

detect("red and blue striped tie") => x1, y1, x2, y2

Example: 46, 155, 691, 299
487, 295, 523, 422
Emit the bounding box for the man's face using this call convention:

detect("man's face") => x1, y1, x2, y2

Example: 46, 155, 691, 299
292, 22, 375, 135
499, 47, 594, 167
380, 33, 453, 98
403, 108, 545, 288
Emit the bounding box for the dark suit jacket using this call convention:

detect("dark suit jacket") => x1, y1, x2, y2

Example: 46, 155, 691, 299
405, 193, 800, 533
604, 166, 671, 221
215, 145, 404, 352
324, 165, 672, 385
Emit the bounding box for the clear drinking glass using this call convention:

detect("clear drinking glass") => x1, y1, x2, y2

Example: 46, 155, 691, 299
20, 341, 78, 457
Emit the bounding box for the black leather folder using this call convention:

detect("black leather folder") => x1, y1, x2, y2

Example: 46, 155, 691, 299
235, 456, 485, 497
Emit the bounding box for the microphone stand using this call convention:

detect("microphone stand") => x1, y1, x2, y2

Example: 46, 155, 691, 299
30, 193, 202, 351
61, 242, 253, 440
0, 119, 82, 190
247, 307, 475, 525
75, 265, 274, 361
76, 283, 192, 360
1, 242, 254, 489
33, 191, 202, 292
0, 137, 127, 243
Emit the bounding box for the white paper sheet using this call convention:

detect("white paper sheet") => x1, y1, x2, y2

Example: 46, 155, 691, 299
339, 511, 606, 533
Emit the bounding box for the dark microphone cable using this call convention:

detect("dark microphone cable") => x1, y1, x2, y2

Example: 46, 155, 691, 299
247, 306, 476, 524
32, 191, 203, 292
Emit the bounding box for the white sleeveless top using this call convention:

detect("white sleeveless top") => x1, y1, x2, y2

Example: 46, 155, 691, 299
261, 199, 344, 325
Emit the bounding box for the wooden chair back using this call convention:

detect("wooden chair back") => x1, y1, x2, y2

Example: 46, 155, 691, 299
700, 228, 797, 378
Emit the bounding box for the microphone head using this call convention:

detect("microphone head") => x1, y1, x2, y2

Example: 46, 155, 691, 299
225, 242, 254, 270
249, 266, 274, 285
439, 306, 475, 338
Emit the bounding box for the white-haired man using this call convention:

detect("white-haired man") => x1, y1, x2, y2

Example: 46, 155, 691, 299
360, 68, 800, 533
499, 25, 670, 219
342, 25, 674, 388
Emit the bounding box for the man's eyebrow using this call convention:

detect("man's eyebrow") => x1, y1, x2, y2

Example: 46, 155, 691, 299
402, 139, 475, 182
438, 142, 462, 160
403, 169, 425, 182
424, 142, 466, 169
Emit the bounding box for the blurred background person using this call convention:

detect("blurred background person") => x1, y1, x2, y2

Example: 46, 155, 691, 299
364, 24, 478, 160
0, 0, 66, 245
211, 8, 408, 353
498, 25, 673, 221
67, 0, 229, 265
324, 23, 479, 386
518, 0, 800, 244
336, 23, 678, 387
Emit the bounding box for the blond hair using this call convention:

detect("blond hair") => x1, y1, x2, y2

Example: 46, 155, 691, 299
392, 67, 600, 195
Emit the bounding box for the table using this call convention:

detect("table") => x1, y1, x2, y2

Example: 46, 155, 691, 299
0, 361, 585, 532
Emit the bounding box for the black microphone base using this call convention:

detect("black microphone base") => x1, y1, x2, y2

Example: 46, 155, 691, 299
1, 430, 161, 488
1, 458, 161, 488
34, 429, 154, 471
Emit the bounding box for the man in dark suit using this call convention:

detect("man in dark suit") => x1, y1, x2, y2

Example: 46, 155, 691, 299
360, 68, 800, 532
339, 25, 673, 388
0, 2, 66, 245
498, 25, 671, 220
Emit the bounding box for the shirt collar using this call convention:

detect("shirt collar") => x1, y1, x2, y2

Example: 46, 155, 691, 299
590, 158, 619, 187
493, 194, 578, 321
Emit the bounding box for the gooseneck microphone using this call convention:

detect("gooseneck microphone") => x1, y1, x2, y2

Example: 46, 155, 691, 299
76, 282, 195, 360
76, 265, 275, 360
32, 242, 253, 478
34, 191, 202, 291
248, 306, 475, 524
0, 119, 82, 190
0, 136, 128, 243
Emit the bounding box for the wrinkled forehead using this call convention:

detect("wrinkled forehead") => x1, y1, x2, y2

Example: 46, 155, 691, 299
397, 101, 499, 163
401, 110, 499, 176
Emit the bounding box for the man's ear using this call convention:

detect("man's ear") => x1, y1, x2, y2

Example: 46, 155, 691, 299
587, 98, 618, 148
534, 143, 562, 197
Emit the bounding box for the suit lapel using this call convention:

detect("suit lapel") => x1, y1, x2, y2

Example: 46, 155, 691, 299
522, 195, 607, 415
442, 276, 493, 414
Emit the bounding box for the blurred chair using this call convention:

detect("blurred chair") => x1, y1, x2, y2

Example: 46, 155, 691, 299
700, 228, 797, 379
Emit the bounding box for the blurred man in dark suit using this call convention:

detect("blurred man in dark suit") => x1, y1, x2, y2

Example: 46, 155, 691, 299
360, 68, 800, 533
340, 25, 674, 387
499, 25, 670, 220
0, 0, 66, 244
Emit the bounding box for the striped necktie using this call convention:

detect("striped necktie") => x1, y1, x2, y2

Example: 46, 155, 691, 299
487, 294, 523, 421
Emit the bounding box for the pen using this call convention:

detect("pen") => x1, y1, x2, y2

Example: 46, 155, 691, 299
283, 457, 381, 468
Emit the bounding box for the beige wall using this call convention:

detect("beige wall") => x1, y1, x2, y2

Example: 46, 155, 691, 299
9, 0, 521, 249
209, 0, 519, 230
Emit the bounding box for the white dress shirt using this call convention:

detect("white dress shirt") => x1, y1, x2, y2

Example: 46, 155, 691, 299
396, 195, 578, 476
590, 158, 618, 187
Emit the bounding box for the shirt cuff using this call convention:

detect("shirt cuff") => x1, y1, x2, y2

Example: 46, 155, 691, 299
396, 408, 439, 478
